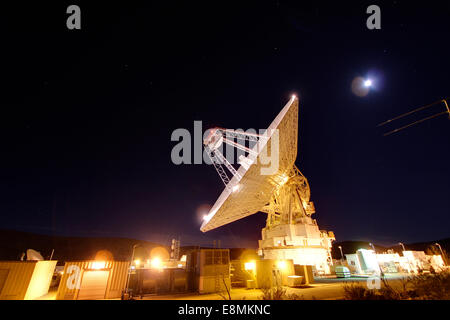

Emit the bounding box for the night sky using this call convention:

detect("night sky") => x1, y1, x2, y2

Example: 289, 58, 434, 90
1, 1, 449, 248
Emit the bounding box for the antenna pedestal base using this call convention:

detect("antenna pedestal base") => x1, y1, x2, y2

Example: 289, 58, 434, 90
258, 217, 335, 275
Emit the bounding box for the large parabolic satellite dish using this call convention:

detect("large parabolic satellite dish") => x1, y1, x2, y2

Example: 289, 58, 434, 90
201, 96, 299, 232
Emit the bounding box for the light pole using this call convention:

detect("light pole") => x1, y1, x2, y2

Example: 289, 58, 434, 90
338, 246, 344, 263
398, 242, 406, 252
124, 244, 139, 297
435, 243, 447, 265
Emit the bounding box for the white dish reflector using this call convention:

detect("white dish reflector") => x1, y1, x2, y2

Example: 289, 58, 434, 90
201, 97, 299, 232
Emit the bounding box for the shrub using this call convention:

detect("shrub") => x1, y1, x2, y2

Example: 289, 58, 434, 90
407, 271, 450, 300
259, 286, 305, 300
343, 270, 450, 300
343, 282, 387, 300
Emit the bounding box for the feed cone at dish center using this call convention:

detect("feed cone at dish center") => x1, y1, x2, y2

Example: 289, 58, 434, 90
201, 97, 336, 274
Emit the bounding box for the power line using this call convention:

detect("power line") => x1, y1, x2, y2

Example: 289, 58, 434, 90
379, 99, 449, 136
383, 111, 448, 136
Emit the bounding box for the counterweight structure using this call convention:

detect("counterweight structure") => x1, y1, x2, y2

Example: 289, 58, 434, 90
201, 96, 335, 274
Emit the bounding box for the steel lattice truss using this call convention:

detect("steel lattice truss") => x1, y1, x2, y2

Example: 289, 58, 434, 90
201, 97, 307, 232
260, 165, 316, 227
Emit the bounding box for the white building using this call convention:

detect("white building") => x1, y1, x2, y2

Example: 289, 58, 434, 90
345, 249, 446, 275
402, 251, 445, 273
345, 249, 381, 275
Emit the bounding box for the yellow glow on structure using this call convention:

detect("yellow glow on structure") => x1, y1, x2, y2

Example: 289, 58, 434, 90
24, 261, 57, 300
151, 257, 162, 269
277, 260, 287, 270
244, 261, 256, 271
275, 174, 289, 187
134, 259, 141, 267
92, 261, 106, 270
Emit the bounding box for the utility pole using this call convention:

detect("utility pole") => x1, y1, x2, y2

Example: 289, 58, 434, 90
338, 246, 344, 263
435, 243, 447, 265
124, 244, 138, 298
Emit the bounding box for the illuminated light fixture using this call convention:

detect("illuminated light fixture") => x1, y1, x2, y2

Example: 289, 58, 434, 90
244, 261, 256, 271
92, 261, 106, 270
232, 184, 240, 193
151, 257, 162, 269
280, 174, 289, 185
291, 94, 297, 100
177, 264, 183, 268
364, 79, 372, 87
202, 207, 218, 222
277, 260, 287, 270
134, 259, 141, 267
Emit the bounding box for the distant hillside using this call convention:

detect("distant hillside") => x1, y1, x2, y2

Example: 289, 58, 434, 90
0, 229, 164, 263
394, 238, 450, 254
2, 229, 447, 263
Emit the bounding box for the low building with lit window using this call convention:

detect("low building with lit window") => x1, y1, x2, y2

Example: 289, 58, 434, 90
185, 248, 230, 294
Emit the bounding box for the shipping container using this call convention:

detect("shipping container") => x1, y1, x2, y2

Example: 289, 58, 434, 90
56, 260, 129, 300
0, 260, 57, 300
